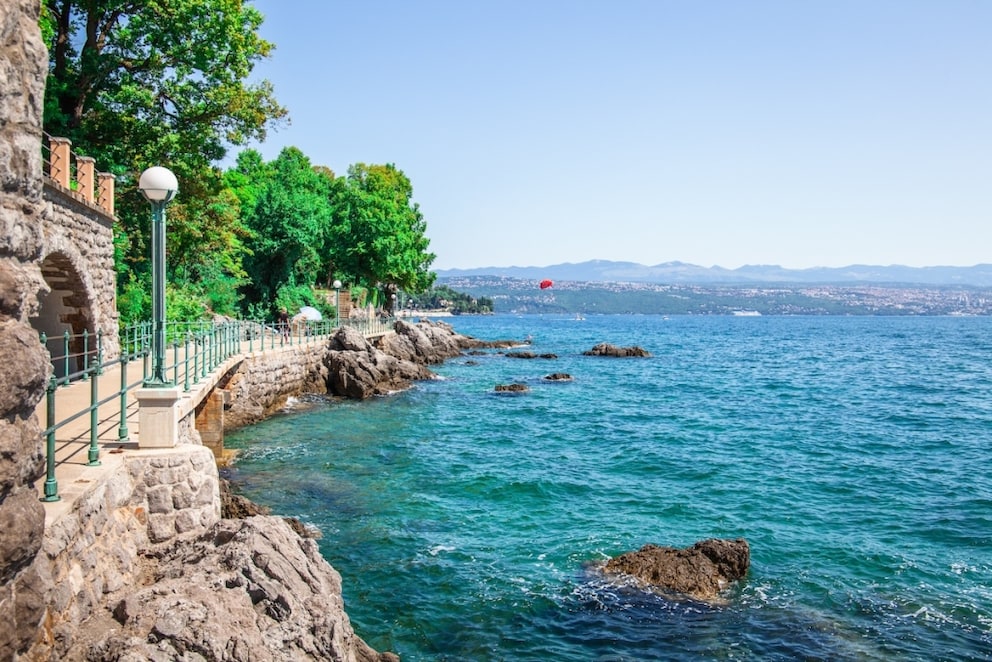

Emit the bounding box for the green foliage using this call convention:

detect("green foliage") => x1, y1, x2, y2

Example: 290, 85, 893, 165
273, 284, 316, 319
236, 147, 335, 307
116, 274, 150, 327
43, 0, 285, 165
166, 284, 208, 323
41, 2, 442, 326
331, 163, 436, 295
42, 0, 285, 326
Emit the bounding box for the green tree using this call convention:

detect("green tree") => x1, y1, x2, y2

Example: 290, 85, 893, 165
331, 163, 436, 303
44, 0, 284, 164
42, 0, 286, 321
236, 147, 335, 314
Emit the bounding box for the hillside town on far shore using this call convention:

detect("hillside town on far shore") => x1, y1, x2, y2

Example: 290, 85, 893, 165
439, 276, 992, 316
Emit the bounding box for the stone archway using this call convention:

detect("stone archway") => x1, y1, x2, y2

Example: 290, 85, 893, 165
35, 251, 98, 376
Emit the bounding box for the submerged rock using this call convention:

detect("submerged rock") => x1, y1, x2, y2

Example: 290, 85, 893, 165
506, 351, 558, 359
494, 383, 529, 393
583, 343, 650, 357
602, 538, 750, 601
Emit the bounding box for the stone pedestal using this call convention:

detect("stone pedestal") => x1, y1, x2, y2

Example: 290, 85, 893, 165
134, 386, 183, 448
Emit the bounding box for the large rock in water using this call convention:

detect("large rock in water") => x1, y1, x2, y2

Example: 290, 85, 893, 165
326, 325, 433, 399
602, 538, 750, 601
377, 318, 520, 363
583, 343, 651, 357
328, 320, 525, 399
82, 516, 396, 662
376, 318, 464, 364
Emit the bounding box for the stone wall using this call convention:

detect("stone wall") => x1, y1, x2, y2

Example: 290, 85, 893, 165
28, 446, 221, 658
0, 0, 57, 656
40, 186, 120, 359
222, 343, 331, 429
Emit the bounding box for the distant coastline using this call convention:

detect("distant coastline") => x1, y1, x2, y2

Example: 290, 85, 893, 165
437, 275, 992, 316
436, 259, 992, 288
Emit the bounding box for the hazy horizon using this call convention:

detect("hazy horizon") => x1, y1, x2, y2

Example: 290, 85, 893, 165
244, 1, 991, 271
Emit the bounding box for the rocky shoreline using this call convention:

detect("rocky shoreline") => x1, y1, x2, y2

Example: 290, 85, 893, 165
8, 320, 519, 661
103, 319, 516, 661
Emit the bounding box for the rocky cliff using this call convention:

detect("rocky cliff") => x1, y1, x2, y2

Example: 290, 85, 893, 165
69, 516, 395, 662
0, 0, 56, 655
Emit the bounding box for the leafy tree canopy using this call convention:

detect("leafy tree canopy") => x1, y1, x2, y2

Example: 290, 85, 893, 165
43, 0, 285, 170
42, 0, 286, 323
331, 163, 436, 300
232, 147, 335, 312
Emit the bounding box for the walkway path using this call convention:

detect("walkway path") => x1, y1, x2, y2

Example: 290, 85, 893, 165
36, 318, 396, 526
35, 336, 309, 527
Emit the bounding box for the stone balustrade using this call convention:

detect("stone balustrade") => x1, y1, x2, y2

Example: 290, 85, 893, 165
44, 134, 116, 218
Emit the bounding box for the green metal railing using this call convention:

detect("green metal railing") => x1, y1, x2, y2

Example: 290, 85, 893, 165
38, 316, 395, 502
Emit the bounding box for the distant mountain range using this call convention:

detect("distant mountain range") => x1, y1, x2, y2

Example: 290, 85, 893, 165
436, 260, 992, 287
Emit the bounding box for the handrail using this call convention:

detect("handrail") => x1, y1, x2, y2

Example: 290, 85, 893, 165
38, 316, 395, 501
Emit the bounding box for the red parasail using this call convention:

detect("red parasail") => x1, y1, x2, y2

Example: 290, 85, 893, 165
539, 279, 553, 290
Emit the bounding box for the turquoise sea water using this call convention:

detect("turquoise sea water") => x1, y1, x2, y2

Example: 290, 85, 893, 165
224, 315, 992, 661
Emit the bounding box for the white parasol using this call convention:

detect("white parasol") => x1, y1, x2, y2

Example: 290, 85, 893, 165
298, 306, 322, 321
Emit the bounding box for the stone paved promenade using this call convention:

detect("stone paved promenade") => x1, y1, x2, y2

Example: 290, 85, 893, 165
33, 331, 330, 526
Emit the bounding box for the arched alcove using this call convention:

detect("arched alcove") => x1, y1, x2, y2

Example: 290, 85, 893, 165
35, 251, 97, 377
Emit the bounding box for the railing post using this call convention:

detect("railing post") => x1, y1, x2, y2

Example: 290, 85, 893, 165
199, 325, 207, 379
98, 171, 115, 216
87, 355, 100, 466
49, 136, 72, 189
81, 329, 89, 381
184, 332, 191, 392
118, 353, 130, 442
76, 155, 95, 204
194, 331, 201, 381
173, 339, 179, 386
142, 322, 151, 381
42, 376, 60, 502
63, 330, 70, 383
96, 329, 104, 375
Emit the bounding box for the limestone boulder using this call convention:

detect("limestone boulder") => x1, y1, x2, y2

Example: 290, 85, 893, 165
85, 516, 396, 662
377, 319, 449, 364
583, 343, 651, 357
326, 327, 432, 399
494, 383, 529, 393
602, 538, 750, 601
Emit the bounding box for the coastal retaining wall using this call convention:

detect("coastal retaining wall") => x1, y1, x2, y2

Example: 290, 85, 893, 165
28, 444, 220, 658
222, 342, 332, 429
24, 340, 339, 656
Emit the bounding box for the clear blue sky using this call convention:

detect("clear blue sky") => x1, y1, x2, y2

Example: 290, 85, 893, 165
242, 0, 991, 270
